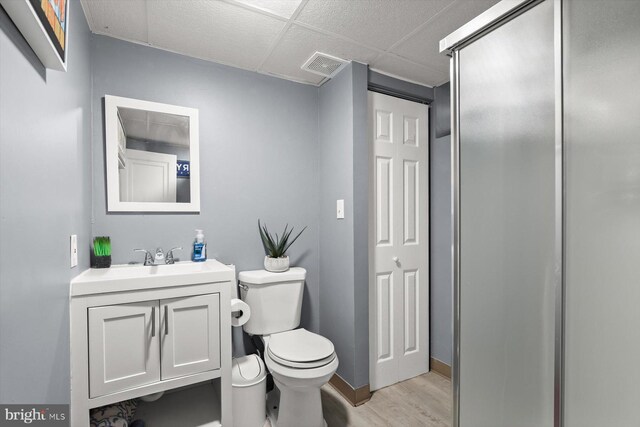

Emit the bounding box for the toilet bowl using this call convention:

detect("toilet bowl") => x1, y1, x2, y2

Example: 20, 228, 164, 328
263, 329, 338, 427
239, 268, 339, 427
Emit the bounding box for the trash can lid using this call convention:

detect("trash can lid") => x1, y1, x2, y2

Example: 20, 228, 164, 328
232, 355, 266, 387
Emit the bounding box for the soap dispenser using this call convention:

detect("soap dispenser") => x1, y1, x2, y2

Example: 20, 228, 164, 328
192, 229, 207, 262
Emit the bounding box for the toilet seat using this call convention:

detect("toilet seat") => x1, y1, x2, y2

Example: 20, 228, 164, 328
267, 329, 336, 369
268, 348, 336, 369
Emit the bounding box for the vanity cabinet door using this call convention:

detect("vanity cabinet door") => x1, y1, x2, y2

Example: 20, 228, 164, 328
88, 301, 160, 398
160, 294, 220, 380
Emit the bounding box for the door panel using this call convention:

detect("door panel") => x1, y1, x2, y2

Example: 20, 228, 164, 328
376, 157, 393, 246
403, 160, 418, 244
376, 272, 393, 362
403, 269, 418, 354
369, 91, 429, 390
88, 301, 160, 398
161, 294, 220, 380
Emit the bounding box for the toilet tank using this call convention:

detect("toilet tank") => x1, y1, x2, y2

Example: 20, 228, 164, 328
239, 268, 306, 336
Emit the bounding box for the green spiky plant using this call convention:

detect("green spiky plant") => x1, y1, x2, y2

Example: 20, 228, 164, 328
258, 220, 306, 258
93, 236, 112, 257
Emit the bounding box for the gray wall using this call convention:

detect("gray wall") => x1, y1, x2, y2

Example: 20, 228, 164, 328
434, 82, 451, 138
430, 82, 453, 365
351, 63, 370, 388
0, 0, 92, 404
90, 36, 321, 349
318, 62, 370, 389
318, 62, 358, 387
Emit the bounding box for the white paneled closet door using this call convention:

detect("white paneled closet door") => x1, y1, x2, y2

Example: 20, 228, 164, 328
368, 91, 429, 391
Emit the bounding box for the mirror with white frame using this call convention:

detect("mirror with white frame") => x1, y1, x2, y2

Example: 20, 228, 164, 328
105, 95, 200, 212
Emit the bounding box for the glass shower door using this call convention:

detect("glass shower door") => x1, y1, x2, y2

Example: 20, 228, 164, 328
457, 0, 556, 425
564, 0, 640, 425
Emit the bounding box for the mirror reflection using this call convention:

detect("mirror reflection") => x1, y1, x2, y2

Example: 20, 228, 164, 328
116, 107, 191, 203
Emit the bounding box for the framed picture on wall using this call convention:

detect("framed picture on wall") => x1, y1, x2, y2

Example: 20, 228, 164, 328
0, 0, 68, 71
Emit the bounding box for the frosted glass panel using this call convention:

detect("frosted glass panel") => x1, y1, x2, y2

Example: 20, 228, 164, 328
458, 1, 555, 425
564, 1, 640, 425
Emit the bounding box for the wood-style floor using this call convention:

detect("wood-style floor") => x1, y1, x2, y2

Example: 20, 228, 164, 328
321, 372, 452, 427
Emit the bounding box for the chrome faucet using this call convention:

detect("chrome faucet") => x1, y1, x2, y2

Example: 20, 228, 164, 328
134, 247, 182, 266
166, 247, 182, 264
133, 249, 154, 266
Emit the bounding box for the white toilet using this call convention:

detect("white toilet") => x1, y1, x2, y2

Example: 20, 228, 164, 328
239, 267, 338, 427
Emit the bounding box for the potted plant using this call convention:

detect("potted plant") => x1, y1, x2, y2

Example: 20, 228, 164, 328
91, 236, 112, 268
258, 220, 306, 272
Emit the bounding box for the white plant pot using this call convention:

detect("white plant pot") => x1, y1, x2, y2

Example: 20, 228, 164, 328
264, 256, 290, 273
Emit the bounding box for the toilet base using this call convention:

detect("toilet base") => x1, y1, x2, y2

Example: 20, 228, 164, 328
266, 387, 327, 427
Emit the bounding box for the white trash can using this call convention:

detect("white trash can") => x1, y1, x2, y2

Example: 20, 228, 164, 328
232, 354, 267, 427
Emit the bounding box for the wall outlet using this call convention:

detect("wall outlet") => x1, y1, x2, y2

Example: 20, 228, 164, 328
70, 234, 78, 268
336, 199, 345, 219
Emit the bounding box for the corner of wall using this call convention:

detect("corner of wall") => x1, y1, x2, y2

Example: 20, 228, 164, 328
351, 61, 370, 388
430, 80, 453, 366
317, 62, 360, 387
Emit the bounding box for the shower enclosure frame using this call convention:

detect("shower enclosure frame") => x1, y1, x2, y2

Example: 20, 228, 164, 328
440, 1, 565, 426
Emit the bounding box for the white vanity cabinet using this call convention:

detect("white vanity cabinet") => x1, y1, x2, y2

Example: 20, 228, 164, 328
88, 294, 221, 398
88, 300, 161, 397
70, 260, 234, 426
160, 294, 221, 380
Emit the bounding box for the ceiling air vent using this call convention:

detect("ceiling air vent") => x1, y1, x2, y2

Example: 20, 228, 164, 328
301, 52, 348, 78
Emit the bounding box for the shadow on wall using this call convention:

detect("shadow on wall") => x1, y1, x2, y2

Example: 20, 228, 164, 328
0, 7, 45, 80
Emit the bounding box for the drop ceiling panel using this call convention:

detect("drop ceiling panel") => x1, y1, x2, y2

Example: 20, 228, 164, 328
146, 0, 286, 70
229, 0, 303, 19
296, 0, 454, 50
260, 24, 379, 85
81, 0, 498, 87
392, 0, 500, 73
80, 0, 148, 43
372, 54, 449, 87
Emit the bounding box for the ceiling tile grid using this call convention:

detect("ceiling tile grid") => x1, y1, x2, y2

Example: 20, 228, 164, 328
295, 0, 453, 51
390, 0, 501, 75
81, 0, 501, 87
230, 0, 303, 19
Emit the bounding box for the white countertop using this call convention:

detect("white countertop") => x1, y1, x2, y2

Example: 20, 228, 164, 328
70, 259, 236, 297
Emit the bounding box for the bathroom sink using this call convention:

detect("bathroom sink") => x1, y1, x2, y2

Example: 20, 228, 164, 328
70, 259, 234, 296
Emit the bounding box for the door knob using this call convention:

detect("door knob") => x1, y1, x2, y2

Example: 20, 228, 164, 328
392, 256, 399, 263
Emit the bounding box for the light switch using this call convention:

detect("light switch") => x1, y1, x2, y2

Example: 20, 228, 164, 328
336, 199, 345, 219
70, 234, 78, 268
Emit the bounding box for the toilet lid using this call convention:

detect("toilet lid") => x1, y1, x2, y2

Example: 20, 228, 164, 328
267, 329, 335, 364
268, 348, 336, 369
